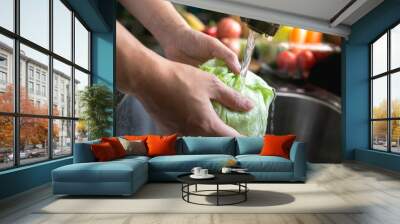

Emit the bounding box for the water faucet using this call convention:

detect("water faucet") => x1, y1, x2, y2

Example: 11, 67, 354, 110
241, 18, 280, 36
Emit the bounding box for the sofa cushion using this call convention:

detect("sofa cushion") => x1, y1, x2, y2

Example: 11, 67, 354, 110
236, 136, 263, 155
149, 154, 235, 172
179, 137, 235, 155
101, 137, 127, 158
73, 139, 100, 163
236, 155, 293, 172
118, 138, 147, 156
147, 134, 177, 157
53, 157, 148, 183
91, 142, 118, 161
260, 135, 296, 159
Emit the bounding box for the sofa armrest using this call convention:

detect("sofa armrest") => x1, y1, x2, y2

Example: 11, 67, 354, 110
74, 141, 98, 163
289, 141, 307, 181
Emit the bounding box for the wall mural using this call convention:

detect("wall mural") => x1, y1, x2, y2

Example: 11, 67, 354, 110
115, 3, 342, 162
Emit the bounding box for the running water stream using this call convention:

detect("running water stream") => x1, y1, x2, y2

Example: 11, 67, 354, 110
239, 29, 258, 81
240, 29, 277, 135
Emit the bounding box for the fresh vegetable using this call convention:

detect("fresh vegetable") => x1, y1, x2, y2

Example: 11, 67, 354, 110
273, 26, 293, 42
297, 50, 316, 71
203, 26, 217, 37
181, 12, 205, 31
276, 50, 297, 72
200, 59, 275, 136
256, 39, 288, 64
305, 31, 322, 43
289, 28, 307, 44
221, 38, 241, 56
217, 17, 242, 39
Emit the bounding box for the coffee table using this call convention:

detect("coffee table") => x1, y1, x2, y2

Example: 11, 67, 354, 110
177, 173, 255, 206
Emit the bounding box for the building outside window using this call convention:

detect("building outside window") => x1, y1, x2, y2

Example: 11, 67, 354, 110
0, 71, 7, 86
35, 70, 40, 81
35, 83, 40, 95
28, 66, 34, 80
0, 54, 7, 89
28, 81, 34, 94
0, 0, 91, 170
41, 85, 46, 97
370, 22, 400, 153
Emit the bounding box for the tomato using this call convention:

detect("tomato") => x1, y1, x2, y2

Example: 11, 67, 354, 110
221, 38, 241, 56
217, 17, 242, 39
289, 28, 307, 44
203, 26, 217, 37
276, 50, 297, 72
305, 31, 322, 43
297, 50, 316, 71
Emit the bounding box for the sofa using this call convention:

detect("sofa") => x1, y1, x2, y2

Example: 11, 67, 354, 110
52, 136, 306, 196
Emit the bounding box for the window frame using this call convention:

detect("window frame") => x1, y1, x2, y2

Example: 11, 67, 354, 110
370, 20, 400, 154
0, 0, 92, 171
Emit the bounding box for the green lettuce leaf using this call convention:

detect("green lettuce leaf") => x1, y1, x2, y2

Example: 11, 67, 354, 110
200, 59, 275, 136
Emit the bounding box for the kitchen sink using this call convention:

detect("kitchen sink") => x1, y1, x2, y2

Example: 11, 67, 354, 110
268, 90, 342, 163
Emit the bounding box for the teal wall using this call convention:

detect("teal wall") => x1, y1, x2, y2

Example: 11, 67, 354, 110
0, 158, 72, 199
343, 0, 400, 170
0, 0, 115, 199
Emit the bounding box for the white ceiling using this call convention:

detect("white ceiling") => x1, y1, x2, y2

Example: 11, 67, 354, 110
169, 0, 384, 37
228, 0, 352, 21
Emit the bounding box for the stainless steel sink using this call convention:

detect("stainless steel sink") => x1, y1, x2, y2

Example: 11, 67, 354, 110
268, 90, 342, 163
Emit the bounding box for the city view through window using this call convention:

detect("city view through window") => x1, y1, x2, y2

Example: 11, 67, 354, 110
371, 22, 400, 153
0, 0, 91, 170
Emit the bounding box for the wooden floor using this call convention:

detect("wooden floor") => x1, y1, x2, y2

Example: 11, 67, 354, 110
1, 162, 400, 224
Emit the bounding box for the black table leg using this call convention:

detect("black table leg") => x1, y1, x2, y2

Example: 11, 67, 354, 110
216, 184, 219, 206
245, 183, 247, 201
187, 184, 190, 202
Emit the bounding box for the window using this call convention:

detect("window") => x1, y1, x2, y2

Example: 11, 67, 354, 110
28, 81, 34, 94
0, 54, 8, 88
371, 23, 400, 154
0, 0, 91, 170
0, 35, 13, 113
0, 0, 14, 32
53, 0, 72, 60
0, 71, 6, 85
53, 59, 72, 117
75, 18, 90, 70
28, 67, 34, 80
42, 85, 46, 97
0, 55, 7, 67
20, 0, 49, 49
35, 70, 40, 81
35, 83, 40, 95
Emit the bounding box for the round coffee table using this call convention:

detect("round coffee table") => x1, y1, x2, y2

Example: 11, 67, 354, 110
177, 173, 255, 206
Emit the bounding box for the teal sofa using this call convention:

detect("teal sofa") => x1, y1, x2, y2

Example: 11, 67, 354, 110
52, 137, 306, 196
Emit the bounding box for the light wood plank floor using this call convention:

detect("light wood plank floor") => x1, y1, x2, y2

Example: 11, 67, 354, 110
1, 162, 400, 224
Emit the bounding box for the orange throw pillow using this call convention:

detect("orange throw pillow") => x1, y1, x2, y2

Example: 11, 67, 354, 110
101, 137, 126, 158
124, 135, 148, 141
91, 142, 117, 161
260, 135, 296, 159
146, 134, 177, 157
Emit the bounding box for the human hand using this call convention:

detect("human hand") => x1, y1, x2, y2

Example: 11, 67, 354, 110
159, 27, 242, 74
134, 60, 253, 136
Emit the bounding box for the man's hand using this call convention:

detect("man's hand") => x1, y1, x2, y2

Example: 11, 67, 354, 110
159, 27, 242, 74
118, 0, 241, 73
134, 60, 253, 136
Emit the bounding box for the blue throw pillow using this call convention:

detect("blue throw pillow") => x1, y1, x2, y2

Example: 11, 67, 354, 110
180, 137, 235, 155
236, 136, 263, 155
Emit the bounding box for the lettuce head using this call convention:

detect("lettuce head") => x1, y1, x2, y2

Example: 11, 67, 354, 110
200, 59, 275, 136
